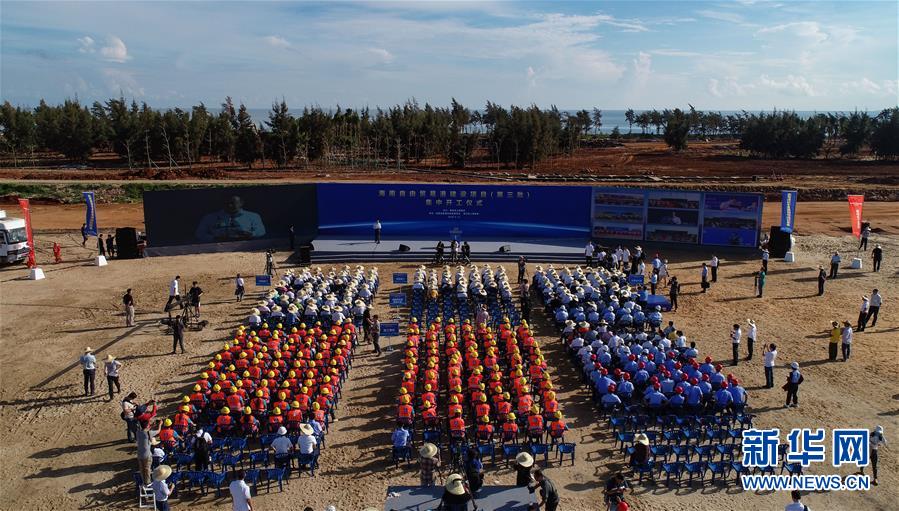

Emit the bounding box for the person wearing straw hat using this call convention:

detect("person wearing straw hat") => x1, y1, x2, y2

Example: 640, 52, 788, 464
629, 433, 651, 467
828, 321, 841, 361
841, 320, 854, 361
150, 464, 174, 511
514, 452, 534, 487
746, 319, 757, 361
297, 423, 318, 455
857, 295, 870, 332
104, 354, 123, 401
439, 473, 476, 510
783, 362, 803, 408
418, 442, 441, 487
79, 347, 97, 396
229, 469, 254, 511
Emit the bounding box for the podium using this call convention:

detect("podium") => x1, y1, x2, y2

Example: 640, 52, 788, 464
96, 255, 108, 266
29, 268, 45, 280
850, 258, 862, 269
783, 252, 795, 263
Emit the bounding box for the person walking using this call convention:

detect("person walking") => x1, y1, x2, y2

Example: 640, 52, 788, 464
859, 224, 871, 251
757, 268, 766, 298
829, 251, 841, 279
872, 244, 883, 272
841, 321, 853, 361
104, 354, 122, 401
373, 219, 382, 244
106, 233, 116, 258
229, 469, 254, 511
122, 392, 139, 442
97, 233, 106, 258
710, 255, 719, 282
151, 464, 174, 511
659, 259, 669, 287
165, 276, 181, 310
866, 289, 882, 329
746, 319, 757, 361
860, 425, 886, 486
172, 315, 186, 354
763, 343, 777, 388
235, 273, 245, 302
785, 490, 808, 511
761, 247, 769, 273
700, 263, 710, 293
730, 324, 741, 366
585, 241, 595, 267
668, 276, 679, 312
123, 288, 135, 327
372, 314, 381, 356
81, 223, 89, 247
80, 347, 97, 396
530, 469, 560, 511
817, 266, 827, 296
784, 362, 803, 408
188, 281, 203, 319
828, 321, 841, 361
53, 242, 62, 263
649, 271, 658, 296
857, 295, 870, 332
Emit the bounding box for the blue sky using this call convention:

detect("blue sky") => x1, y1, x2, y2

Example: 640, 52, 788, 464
1, 1, 896, 110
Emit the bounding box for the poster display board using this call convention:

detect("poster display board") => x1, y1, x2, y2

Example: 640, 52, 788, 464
591, 188, 646, 240
700, 192, 763, 247
645, 190, 701, 244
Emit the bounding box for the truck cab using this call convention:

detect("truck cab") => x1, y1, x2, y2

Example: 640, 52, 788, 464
0, 210, 29, 264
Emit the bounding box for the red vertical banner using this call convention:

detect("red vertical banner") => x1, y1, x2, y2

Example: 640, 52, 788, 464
847, 195, 864, 239
17, 199, 36, 268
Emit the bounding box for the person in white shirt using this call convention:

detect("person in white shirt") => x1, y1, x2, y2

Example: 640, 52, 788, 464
165, 276, 181, 310
784, 490, 808, 511
373, 219, 382, 244
857, 296, 870, 332
763, 343, 777, 388
298, 423, 318, 454
761, 248, 769, 273
235, 273, 245, 303
584, 241, 595, 267
229, 469, 254, 511
841, 321, 853, 361
151, 465, 174, 511
271, 426, 293, 455
710, 255, 719, 282
746, 319, 757, 361
861, 425, 886, 485
866, 289, 882, 329
730, 324, 741, 366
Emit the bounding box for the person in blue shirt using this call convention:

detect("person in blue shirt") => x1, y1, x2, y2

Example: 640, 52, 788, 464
195, 195, 266, 242
554, 307, 568, 325
714, 383, 733, 411
729, 381, 747, 413
634, 364, 649, 386
685, 382, 704, 410
623, 355, 638, 374
601, 385, 622, 410
709, 366, 726, 389
617, 376, 635, 400
645, 385, 668, 410
668, 387, 685, 410
659, 374, 676, 395
647, 307, 663, 328
595, 371, 614, 396
598, 350, 612, 367
683, 342, 699, 360
699, 357, 715, 375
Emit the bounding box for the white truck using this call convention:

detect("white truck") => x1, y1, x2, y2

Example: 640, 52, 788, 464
0, 210, 30, 264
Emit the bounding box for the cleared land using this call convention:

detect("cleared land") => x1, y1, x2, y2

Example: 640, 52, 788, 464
0, 202, 897, 510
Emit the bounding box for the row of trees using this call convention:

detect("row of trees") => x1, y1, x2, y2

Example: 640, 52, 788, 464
1, 98, 897, 168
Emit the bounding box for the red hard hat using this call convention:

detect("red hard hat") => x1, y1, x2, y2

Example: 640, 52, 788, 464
720, 382, 729, 389
617, 502, 630, 511
675, 387, 684, 394
613, 368, 622, 376
681, 373, 688, 381
650, 376, 659, 383
674, 362, 682, 369
705, 356, 712, 363
637, 361, 645, 369
608, 384, 617, 392
690, 377, 699, 385
623, 373, 631, 381
702, 374, 710, 381
628, 354, 636, 361
653, 383, 661, 390
715, 364, 723, 371
647, 354, 654, 361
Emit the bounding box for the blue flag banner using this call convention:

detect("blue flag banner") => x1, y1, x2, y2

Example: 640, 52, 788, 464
627, 274, 645, 286
392, 273, 408, 284
255, 275, 272, 287
781, 190, 797, 233
380, 322, 400, 336
83, 191, 98, 236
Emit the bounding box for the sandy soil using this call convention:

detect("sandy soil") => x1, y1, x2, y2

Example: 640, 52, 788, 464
0, 201, 897, 511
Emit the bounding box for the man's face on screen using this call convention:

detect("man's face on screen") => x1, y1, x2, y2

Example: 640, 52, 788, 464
226, 196, 243, 215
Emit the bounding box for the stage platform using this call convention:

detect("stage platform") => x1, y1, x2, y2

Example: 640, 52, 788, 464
305, 237, 587, 263
384, 485, 535, 510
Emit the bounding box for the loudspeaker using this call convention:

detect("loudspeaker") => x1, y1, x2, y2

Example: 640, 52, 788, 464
115, 227, 139, 259
499, 245, 511, 253
398, 244, 411, 252
767, 226, 791, 258
298, 245, 312, 265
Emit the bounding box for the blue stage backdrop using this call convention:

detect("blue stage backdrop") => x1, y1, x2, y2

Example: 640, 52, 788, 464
317, 183, 592, 239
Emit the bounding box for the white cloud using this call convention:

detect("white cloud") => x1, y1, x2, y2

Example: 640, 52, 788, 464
696, 10, 748, 25
263, 35, 291, 49
707, 77, 752, 98
100, 36, 129, 63
102, 68, 144, 96
756, 21, 827, 43
633, 51, 652, 85
650, 49, 702, 57
759, 74, 818, 96
840, 78, 898, 97
77, 36, 95, 53
526, 66, 537, 87
367, 47, 394, 64
593, 14, 649, 33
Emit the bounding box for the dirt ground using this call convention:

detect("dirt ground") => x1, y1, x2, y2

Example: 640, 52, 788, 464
0, 203, 897, 511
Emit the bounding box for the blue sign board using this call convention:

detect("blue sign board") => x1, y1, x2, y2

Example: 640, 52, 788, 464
255, 275, 272, 287
380, 322, 400, 336
780, 190, 797, 233
392, 272, 408, 284
389, 292, 407, 307
627, 274, 645, 286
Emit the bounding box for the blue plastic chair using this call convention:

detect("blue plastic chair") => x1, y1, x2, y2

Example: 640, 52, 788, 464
781, 462, 803, 476
295, 452, 318, 477
716, 443, 736, 461
392, 446, 412, 467
557, 443, 576, 465
205, 471, 228, 496
263, 467, 287, 492
730, 461, 750, 483
684, 461, 706, 486
502, 444, 522, 466
423, 430, 441, 444
663, 430, 682, 444
529, 443, 550, 466
477, 443, 496, 465
693, 445, 714, 462
174, 453, 194, 471
220, 453, 242, 473
651, 445, 670, 461
245, 469, 260, 493
670, 445, 692, 463
634, 461, 655, 482
707, 461, 729, 483
658, 461, 683, 487
250, 451, 269, 469
615, 432, 634, 452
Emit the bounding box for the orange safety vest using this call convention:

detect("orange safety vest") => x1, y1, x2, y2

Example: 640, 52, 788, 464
313, 409, 326, 423
286, 409, 303, 423
190, 392, 206, 406
268, 415, 283, 426
226, 394, 243, 409
518, 396, 533, 414
173, 413, 191, 429
545, 400, 559, 414
449, 403, 463, 417
159, 428, 176, 443
503, 422, 519, 434
475, 403, 490, 418
397, 404, 413, 419
216, 415, 233, 428
477, 424, 493, 437
527, 415, 544, 432
550, 420, 566, 436
422, 408, 437, 421
449, 417, 465, 431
